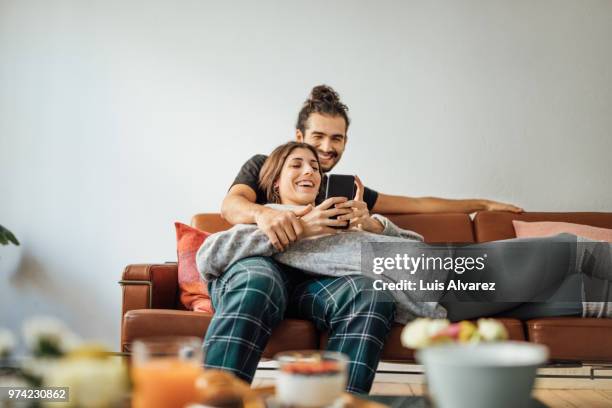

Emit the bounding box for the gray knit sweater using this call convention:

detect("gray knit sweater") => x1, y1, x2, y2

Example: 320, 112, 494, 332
196, 210, 449, 322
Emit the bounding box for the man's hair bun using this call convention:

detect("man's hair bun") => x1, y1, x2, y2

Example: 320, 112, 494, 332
309, 85, 341, 105
296, 84, 350, 134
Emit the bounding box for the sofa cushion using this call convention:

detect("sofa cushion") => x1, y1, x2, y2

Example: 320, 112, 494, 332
175, 222, 213, 313
474, 212, 612, 242
121, 309, 319, 358
527, 318, 612, 362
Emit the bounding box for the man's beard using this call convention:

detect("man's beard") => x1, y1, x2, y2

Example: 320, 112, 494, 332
319, 151, 341, 173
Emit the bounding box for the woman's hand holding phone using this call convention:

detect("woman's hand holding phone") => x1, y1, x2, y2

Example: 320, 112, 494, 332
299, 197, 353, 238
335, 175, 384, 234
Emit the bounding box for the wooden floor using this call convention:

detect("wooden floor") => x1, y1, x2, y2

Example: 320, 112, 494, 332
253, 362, 612, 408
532, 389, 612, 407
371, 383, 612, 408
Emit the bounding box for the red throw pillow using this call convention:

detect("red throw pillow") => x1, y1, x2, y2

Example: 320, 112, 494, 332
175, 222, 214, 313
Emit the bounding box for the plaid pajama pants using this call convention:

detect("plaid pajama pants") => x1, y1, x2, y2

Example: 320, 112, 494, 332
203, 256, 395, 394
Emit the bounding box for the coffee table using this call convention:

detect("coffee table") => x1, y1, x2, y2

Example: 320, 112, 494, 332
249, 389, 549, 408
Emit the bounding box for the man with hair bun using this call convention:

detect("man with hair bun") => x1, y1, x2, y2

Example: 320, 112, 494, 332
204, 85, 523, 393
223, 84, 522, 250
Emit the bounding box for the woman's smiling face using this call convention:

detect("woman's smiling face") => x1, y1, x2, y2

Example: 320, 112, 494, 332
276, 147, 321, 206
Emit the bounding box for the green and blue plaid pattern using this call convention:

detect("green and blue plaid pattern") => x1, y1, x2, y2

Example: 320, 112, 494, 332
203, 256, 395, 393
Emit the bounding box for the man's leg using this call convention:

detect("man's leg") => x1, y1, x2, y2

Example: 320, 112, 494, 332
204, 256, 289, 383
290, 275, 395, 394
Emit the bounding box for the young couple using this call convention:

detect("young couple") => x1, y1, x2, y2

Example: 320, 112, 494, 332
200, 85, 610, 394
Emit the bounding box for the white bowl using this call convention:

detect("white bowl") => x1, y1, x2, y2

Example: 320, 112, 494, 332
416, 341, 548, 408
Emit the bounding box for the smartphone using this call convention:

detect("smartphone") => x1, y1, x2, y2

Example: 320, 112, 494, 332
324, 174, 356, 229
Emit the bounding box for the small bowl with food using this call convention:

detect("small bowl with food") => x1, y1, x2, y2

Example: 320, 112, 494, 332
274, 350, 348, 408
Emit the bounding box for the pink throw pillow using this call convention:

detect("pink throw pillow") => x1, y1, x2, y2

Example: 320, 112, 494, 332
513, 220, 612, 242
175, 222, 214, 313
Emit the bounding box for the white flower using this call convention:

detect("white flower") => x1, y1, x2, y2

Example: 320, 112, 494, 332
21, 358, 61, 382
62, 332, 83, 351
477, 319, 508, 341
43, 358, 128, 408
428, 319, 451, 336
22, 316, 81, 356
401, 318, 450, 349
0, 328, 16, 357
0, 375, 29, 388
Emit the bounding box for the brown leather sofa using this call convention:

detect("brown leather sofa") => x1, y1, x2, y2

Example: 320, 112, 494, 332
120, 211, 612, 363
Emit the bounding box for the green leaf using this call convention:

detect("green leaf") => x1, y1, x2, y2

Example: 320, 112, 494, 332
5, 230, 19, 245
34, 338, 64, 358
0, 224, 19, 246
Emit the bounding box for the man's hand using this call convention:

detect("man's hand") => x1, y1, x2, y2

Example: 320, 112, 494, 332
336, 176, 384, 233
300, 197, 353, 238
483, 200, 524, 213
372, 192, 525, 215
254, 206, 312, 251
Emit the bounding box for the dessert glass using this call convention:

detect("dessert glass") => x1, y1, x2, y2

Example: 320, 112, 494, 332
275, 350, 348, 407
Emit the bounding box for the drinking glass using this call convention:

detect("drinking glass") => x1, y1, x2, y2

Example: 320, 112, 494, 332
131, 336, 204, 408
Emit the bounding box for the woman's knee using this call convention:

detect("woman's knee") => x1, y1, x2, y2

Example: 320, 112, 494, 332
337, 276, 396, 322
216, 257, 289, 320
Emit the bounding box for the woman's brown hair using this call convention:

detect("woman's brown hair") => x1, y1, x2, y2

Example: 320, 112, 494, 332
258, 142, 322, 204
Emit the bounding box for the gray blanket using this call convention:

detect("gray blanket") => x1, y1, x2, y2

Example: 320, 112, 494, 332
196, 213, 449, 323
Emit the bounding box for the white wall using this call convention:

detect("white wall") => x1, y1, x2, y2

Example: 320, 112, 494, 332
1, 0, 611, 349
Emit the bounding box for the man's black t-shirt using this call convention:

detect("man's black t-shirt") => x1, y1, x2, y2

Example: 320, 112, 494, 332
231, 154, 379, 211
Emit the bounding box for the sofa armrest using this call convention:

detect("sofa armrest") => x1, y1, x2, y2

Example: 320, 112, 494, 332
120, 263, 179, 316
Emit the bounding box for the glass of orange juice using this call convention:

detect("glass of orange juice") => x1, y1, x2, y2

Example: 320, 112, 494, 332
131, 336, 203, 408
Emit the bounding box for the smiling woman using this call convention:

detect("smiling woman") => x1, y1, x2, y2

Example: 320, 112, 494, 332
258, 142, 322, 205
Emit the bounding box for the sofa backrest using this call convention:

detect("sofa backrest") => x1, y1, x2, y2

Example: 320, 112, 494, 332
474, 212, 612, 242
192, 211, 612, 244
385, 213, 474, 243
191, 212, 475, 243
191, 213, 232, 233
